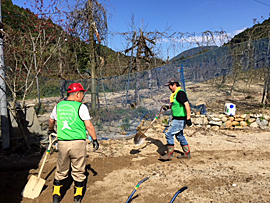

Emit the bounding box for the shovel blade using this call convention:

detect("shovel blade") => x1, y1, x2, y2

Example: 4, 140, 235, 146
134, 131, 147, 145
21, 175, 46, 199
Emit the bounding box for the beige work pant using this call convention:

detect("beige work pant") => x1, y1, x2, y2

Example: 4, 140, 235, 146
55, 140, 87, 182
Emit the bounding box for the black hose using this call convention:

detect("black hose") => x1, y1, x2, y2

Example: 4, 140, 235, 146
125, 177, 149, 203
169, 186, 188, 203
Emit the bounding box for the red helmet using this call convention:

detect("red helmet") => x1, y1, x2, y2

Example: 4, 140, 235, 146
67, 83, 87, 93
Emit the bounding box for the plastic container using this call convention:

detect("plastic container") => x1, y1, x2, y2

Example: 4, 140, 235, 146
86, 130, 92, 152
225, 103, 236, 116
85, 130, 91, 140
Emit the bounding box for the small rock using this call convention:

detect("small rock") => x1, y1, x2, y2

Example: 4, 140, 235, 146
260, 126, 269, 130
209, 120, 222, 126
229, 117, 234, 122
250, 121, 259, 128
221, 116, 228, 122
248, 118, 256, 123
235, 118, 244, 122
232, 121, 240, 126
211, 126, 219, 131
224, 121, 232, 128
234, 126, 243, 130
256, 118, 268, 126
240, 121, 248, 126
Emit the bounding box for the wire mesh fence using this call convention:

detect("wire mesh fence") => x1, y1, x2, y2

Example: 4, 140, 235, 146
14, 37, 270, 139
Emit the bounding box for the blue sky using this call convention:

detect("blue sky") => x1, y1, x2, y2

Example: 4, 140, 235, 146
11, 0, 270, 60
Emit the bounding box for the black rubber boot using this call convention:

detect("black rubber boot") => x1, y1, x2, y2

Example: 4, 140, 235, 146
160, 145, 174, 160
74, 181, 84, 203
177, 145, 191, 159
53, 179, 63, 203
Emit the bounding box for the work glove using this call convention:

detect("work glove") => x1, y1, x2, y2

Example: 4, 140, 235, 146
92, 139, 99, 151
47, 129, 56, 135
162, 105, 170, 111
186, 119, 192, 127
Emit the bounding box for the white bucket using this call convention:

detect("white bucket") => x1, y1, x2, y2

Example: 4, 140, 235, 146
225, 103, 236, 116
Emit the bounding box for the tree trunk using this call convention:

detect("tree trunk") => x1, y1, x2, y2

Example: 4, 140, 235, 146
33, 41, 41, 107
88, 0, 97, 110
261, 35, 270, 105
15, 108, 31, 150
262, 67, 270, 106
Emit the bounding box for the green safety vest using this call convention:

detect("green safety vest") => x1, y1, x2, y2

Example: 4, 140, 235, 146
56, 100, 86, 140
171, 89, 187, 117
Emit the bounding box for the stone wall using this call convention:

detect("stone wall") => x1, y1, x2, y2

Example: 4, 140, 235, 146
192, 113, 270, 131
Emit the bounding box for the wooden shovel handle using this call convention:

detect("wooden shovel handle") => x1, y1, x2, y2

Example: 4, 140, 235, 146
37, 133, 57, 179
142, 108, 166, 134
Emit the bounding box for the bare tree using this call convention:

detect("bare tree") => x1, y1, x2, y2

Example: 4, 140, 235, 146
120, 15, 231, 103
124, 24, 156, 102
3, 9, 65, 149
66, 0, 107, 110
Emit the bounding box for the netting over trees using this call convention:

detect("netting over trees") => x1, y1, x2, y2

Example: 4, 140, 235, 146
12, 37, 269, 139
2, 0, 270, 143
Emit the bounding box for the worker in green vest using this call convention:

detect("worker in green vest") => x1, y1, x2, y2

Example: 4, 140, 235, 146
160, 78, 192, 160
48, 83, 99, 203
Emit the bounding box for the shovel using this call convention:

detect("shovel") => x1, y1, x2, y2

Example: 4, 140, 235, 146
134, 107, 165, 145
21, 133, 58, 199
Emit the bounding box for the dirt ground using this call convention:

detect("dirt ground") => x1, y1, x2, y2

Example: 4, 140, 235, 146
1, 129, 270, 203
1, 79, 270, 203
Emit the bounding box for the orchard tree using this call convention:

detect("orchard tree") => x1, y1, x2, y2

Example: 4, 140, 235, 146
2, 0, 66, 149
124, 27, 156, 102
65, 0, 107, 110
122, 16, 230, 103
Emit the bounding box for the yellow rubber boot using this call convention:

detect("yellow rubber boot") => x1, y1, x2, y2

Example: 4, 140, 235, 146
52, 179, 63, 203
74, 181, 84, 203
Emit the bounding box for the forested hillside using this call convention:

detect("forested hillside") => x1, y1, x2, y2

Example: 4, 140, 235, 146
2, 0, 166, 80
169, 46, 218, 62
226, 18, 270, 45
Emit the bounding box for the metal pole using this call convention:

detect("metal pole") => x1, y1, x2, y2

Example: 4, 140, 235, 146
180, 64, 186, 92
126, 31, 136, 105
0, 1, 10, 149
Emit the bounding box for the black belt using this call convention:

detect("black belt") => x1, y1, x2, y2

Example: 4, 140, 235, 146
172, 116, 186, 120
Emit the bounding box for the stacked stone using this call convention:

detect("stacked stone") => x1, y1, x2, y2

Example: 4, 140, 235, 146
192, 114, 270, 131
